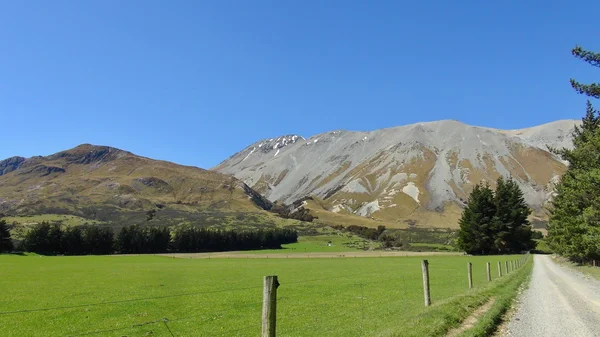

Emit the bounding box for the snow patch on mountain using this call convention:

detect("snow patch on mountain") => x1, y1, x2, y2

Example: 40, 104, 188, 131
331, 204, 347, 213
357, 200, 380, 216
402, 182, 420, 203
342, 180, 369, 194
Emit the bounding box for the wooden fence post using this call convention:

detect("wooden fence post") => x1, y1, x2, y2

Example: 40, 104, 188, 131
505, 261, 509, 274
486, 262, 491, 282
467, 262, 473, 289
262, 276, 279, 337
498, 261, 502, 277
422, 260, 431, 306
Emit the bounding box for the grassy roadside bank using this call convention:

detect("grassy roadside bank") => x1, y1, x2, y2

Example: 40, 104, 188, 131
399, 255, 532, 337
455, 255, 533, 337
552, 255, 600, 281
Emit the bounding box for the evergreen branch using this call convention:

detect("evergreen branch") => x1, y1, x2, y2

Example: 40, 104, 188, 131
572, 46, 600, 67
570, 79, 600, 99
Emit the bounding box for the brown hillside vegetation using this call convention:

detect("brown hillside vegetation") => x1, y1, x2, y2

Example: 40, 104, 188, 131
0, 144, 280, 225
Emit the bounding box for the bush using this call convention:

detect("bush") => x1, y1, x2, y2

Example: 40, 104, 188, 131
336, 225, 386, 241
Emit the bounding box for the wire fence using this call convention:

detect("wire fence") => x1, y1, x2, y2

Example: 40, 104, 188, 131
0, 254, 530, 337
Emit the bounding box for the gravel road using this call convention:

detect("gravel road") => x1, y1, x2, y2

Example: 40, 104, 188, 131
505, 255, 600, 337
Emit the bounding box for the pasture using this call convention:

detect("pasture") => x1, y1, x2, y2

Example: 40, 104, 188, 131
0, 253, 530, 337
239, 235, 371, 254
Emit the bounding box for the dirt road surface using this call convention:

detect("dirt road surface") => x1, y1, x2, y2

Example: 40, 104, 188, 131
505, 255, 600, 337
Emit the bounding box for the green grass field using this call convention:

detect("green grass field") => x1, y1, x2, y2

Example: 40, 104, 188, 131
0, 254, 530, 337
408, 243, 457, 251
237, 235, 370, 254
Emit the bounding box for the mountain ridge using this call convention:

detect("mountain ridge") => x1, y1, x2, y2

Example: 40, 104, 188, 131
214, 119, 580, 227
0, 144, 277, 225
215, 119, 580, 165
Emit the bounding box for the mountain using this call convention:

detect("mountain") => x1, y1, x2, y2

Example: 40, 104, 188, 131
0, 144, 276, 225
213, 119, 580, 228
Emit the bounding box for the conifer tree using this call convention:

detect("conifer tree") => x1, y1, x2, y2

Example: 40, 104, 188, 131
458, 184, 496, 255
492, 177, 512, 253
0, 219, 13, 252
458, 177, 533, 255
570, 46, 600, 98
494, 177, 534, 253
548, 45, 600, 263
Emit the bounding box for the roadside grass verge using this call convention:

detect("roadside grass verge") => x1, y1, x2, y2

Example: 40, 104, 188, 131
455, 255, 532, 337
553, 256, 600, 281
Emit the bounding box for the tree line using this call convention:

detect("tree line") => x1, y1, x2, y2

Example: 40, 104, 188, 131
457, 177, 535, 255
12, 222, 297, 255
331, 224, 387, 241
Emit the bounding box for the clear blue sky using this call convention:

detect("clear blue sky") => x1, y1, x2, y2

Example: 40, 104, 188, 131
1, 1, 598, 168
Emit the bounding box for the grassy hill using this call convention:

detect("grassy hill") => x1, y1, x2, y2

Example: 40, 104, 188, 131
0, 144, 300, 228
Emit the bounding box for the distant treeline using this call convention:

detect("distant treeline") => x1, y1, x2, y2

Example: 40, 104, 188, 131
270, 203, 316, 222
331, 224, 458, 250
331, 224, 387, 241
19, 222, 298, 255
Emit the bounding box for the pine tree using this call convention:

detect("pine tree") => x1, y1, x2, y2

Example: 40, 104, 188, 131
21, 222, 52, 254
458, 177, 533, 255
0, 219, 14, 252
492, 177, 512, 253
61, 226, 85, 255
547, 44, 600, 263
494, 177, 534, 253
458, 184, 496, 255
547, 103, 600, 262
570, 46, 600, 99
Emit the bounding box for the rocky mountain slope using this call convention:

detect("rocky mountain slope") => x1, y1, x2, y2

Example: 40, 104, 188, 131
214, 120, 579, 227
0, 144, 275, 225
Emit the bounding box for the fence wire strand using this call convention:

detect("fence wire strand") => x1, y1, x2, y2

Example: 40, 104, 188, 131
66, 298, 270, 337
214, 324, 256, 336
281, 293, 406, 335
283, 270, 379, 285
0, 285, 263, 316
163, 319, 176, 337
8, 257, 530, 336
68, 318, 165, 337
